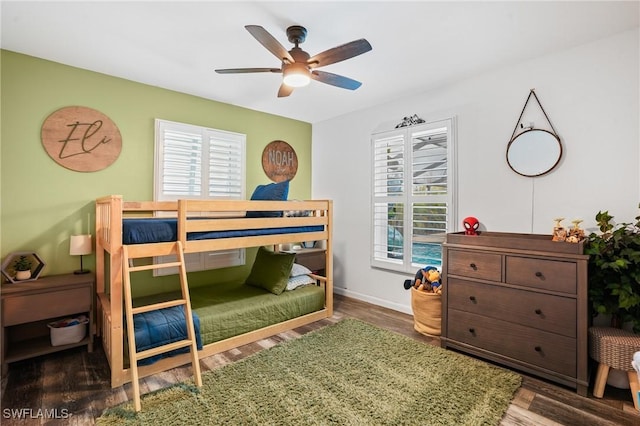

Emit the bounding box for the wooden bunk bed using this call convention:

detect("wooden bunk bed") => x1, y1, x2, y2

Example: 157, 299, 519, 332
95, 195, 333, 388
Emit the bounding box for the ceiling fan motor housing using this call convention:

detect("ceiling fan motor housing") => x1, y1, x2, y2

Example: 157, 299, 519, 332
286, 25, 308, 45
288, 47, 310, 64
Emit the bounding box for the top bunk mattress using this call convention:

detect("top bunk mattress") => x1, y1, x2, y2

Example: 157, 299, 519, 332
122, 218, 323, 244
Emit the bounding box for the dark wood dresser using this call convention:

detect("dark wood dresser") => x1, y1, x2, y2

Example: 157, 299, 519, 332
440, 232, 589, 395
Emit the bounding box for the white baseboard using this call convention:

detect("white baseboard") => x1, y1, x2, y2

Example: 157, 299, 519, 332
333, 287, 412, 315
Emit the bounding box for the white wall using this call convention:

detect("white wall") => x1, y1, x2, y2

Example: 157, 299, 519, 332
312, 29, 639, 314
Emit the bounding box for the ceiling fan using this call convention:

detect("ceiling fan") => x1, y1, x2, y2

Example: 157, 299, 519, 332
215, 25, 372, 98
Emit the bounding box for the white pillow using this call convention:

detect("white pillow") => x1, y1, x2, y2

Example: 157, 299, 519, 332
286, 274, 316, 291
290, 263, 312, 277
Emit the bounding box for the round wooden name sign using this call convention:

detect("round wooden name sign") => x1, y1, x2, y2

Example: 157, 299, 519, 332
41, 106, 122, 172
261, 140, 298, 182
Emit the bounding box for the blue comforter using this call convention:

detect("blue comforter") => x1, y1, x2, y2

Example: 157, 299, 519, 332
133, 306, 203, 366
122, 218, 323, 244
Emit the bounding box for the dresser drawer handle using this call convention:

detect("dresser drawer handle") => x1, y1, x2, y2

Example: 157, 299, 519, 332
535, 308, 542, 315
469, 296, 477, 302
534, 346, 542, 352
468, 328, 475, 334
535, 271, 543, 277
469, 263, 477, 270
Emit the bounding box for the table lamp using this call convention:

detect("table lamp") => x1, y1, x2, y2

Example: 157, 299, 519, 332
70, 234, 92, 274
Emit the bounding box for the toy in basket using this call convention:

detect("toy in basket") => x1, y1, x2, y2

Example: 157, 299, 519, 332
403, 266, 442, 294
403, 266, 442, 336
47, 315, 88, 346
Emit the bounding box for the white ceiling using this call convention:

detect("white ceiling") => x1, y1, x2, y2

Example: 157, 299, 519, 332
2, 1, 638, 123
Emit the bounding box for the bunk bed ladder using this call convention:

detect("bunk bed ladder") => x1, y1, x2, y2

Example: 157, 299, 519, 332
122, 241, 202, 412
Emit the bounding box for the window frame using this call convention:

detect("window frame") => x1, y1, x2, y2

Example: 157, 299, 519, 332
370, 117, 457, 273
154, 119, 246, 201
153, 119, 247, 275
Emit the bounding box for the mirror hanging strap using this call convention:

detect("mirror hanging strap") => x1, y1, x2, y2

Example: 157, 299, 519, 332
510, 88, 559, 141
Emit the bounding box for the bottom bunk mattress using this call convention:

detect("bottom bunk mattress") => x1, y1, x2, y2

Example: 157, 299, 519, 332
133, 280, 325, 347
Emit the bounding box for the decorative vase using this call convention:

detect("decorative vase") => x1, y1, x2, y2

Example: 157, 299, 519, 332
15, 270, 31, 281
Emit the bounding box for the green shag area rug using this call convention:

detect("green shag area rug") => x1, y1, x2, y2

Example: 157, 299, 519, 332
97, 319, 521, 425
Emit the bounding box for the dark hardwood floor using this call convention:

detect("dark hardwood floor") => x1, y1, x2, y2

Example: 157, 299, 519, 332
1, 294, 638, 425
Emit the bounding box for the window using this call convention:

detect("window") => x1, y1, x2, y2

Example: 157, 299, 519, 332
371, 118, 456, 273
154, 119, 247, 274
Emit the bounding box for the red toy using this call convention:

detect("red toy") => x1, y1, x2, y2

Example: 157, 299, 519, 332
463, 217, 479, 235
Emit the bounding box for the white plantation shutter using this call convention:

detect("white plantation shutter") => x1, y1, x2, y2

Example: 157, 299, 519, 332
410, 126, 450, 268
154, 119, 246, 274
372, 130, 406, 264
373, 132, 404, 197
207, 131, 244, 198
371, 119, 456, 272
412, 130, 448, 197
155, 121, 245, 201
161, 129, 203, 197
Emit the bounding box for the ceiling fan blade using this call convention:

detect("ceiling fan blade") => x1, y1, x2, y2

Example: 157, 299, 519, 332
277, 83, 294, 98
311, 70, 362, 90
215, 67, 281, 74
245, 25, 294, 63
308, 39, 372, 68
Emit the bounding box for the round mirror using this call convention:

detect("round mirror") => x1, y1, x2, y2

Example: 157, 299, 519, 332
506, 129, 562, 177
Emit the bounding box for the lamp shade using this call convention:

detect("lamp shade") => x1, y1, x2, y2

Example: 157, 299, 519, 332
282, 63, 311, 87
70, 235, 92, 256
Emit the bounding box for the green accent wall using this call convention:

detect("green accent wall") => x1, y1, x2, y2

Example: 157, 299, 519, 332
0, 50, 312, 296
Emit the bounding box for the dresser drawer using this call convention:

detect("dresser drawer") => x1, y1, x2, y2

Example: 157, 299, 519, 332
447, 278, 576, 337
2, 287, 90, 326
505, 256, 576, 293
447, 309, 576, 377
447, 250, 502, 281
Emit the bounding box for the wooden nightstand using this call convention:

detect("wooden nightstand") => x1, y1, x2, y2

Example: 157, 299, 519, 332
283, 248, 326, 274
1, 273, 94, 373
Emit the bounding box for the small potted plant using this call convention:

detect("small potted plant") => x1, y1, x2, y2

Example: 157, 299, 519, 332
13, 255, 32, 280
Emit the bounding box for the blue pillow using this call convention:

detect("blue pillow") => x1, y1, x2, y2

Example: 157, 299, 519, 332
246, 180, 289, 218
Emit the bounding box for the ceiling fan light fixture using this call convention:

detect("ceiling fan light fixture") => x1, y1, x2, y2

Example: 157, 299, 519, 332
282, 63, 310, 87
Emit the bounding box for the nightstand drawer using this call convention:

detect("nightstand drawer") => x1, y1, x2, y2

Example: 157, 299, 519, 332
447, 249, 502, 281
447, 278, 576, 337
293, 250, 325, 272
505, 256, 576, 293
2, 287, 90, 326
448, 309, 576, 377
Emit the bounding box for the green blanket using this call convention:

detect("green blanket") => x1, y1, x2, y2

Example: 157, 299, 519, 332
134, 281, 325, 345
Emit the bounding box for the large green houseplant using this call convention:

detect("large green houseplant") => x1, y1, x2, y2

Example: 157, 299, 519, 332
585, 206, 640, 332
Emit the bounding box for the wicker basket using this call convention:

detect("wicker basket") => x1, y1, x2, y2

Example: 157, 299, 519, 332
48, 318, 88, 346
410, 287, 441, 336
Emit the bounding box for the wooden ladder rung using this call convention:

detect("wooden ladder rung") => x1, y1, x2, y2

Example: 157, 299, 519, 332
131, 299, 187, 315
128, 261, 182, 272
134, 339, 194, 361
